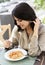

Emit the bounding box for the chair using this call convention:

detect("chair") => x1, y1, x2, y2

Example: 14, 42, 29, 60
0, 24, 11, 42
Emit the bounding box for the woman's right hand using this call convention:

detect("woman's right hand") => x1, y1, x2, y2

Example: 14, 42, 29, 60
4, 40, 12, 48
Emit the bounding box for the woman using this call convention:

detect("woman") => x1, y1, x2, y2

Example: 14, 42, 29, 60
4, 2, 45, 56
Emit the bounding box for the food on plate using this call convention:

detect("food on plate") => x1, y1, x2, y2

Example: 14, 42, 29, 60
8, 50, 24, 59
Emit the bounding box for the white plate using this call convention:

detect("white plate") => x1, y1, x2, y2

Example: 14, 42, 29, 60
4, 48, 27, 61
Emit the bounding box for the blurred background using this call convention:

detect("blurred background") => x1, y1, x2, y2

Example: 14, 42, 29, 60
0, 0, 45, 39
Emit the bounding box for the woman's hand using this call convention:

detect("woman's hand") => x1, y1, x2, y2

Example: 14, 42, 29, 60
33, 18, 41, 34
4, 40, 12, 48
33, 18, 41, 37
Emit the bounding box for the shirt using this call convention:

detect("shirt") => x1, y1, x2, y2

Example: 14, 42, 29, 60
9, 23, 45, 56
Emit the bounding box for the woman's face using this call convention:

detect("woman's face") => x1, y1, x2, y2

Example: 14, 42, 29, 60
14, 16, 30, 29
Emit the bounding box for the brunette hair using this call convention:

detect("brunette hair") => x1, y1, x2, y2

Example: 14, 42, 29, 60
12, 2, 37, 31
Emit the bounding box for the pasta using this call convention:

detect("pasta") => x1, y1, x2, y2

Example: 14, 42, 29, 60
8, 50, 24, 59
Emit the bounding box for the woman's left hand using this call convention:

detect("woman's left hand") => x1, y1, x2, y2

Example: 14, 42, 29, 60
33, 18, 41, 34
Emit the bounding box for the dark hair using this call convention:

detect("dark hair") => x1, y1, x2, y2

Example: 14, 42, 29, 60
12, 2, 37, 31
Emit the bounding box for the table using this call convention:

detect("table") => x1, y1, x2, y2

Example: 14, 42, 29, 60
0, 48, 36, 65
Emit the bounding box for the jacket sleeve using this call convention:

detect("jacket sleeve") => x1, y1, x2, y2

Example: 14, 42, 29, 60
28, 35, 41, 56
28, 26, 45, 56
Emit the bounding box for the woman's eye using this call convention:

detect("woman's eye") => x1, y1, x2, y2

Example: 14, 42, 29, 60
18, 19, 22, 22
15, 19, 22, 22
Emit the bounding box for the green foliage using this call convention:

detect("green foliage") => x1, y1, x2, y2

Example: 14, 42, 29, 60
0, 0, 4, 3
0, 0, 10, 3
42, 17, 45, 24
34, 0, 45, 10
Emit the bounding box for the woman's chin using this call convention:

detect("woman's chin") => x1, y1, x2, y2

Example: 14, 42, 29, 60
21, 27, 25, 29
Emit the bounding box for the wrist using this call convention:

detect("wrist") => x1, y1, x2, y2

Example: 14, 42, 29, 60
34, 29, 38, 34
33, 32, 38, 38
